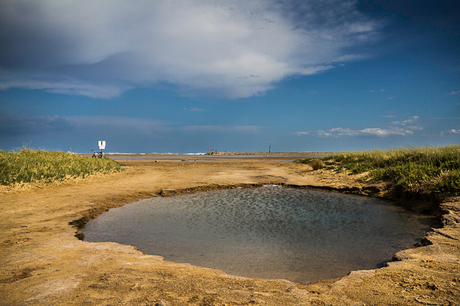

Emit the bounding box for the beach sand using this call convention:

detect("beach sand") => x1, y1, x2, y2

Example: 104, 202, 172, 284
1, 160, 459, 305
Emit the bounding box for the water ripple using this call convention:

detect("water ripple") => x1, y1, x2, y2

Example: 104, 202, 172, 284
83, 186, 436, 283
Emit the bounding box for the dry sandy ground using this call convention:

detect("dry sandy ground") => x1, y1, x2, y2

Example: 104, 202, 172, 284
1, 162, 459, 305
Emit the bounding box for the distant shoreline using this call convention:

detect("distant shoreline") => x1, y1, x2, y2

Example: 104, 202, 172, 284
81, 151, 333, 157
96, 152, 334, 163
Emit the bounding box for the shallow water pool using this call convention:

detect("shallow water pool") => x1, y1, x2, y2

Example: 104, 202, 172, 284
82, 186, 436, 283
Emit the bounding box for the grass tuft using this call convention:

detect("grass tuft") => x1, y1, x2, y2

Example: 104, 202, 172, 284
296, 145, 460, 201
0, 149, 123, 186
310, 159, 325, 170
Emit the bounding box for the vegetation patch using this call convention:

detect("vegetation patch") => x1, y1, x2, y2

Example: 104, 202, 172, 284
0, 149, 123, 186
296, 145, 460, 201
310, 159, 325, 170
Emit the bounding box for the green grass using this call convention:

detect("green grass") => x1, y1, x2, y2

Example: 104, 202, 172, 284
296, 145, 460, 201
0, 149, 123, 186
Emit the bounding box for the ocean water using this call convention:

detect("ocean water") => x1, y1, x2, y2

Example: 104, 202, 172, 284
83, 186, 436, 283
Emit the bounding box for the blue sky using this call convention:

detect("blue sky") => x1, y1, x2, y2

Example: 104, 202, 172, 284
1, 0, 459, 153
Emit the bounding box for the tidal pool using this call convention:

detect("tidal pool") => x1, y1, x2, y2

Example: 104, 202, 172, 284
82, 186, 437, 284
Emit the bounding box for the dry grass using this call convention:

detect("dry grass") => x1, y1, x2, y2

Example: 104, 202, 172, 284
296, 145, 460, 201
0, 148, 123, 186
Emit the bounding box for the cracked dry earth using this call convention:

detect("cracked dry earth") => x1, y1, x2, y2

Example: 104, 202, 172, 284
1, 162, 459, 305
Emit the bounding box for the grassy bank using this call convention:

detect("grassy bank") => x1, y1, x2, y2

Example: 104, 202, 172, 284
296, 145, 460, 201
0, 149, 123, 186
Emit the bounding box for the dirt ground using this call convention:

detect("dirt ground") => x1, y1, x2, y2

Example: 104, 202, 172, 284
1, 161, 459, 305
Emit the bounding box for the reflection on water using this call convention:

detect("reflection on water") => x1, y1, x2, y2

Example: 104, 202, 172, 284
83, 186, 436, 283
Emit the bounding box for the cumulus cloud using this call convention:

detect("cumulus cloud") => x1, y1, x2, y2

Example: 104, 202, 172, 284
0, 0, 382, 99
390, 116, 420, 126
296, 116, 423, 138
441, 129, 460, 136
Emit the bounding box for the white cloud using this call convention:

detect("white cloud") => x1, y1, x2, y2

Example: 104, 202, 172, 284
447, 91, 460, 95
0, 0, 383, 99
183, 125, 259, 134
296, 116, 423, 138
294, 131, 309, 136
0, 73, 124, 99
390, 116, 420, 126
441, 129, 460, 136
190, 107, 206, 112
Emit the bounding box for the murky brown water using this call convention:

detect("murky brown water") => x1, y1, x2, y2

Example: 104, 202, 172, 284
83, 186, 436, 283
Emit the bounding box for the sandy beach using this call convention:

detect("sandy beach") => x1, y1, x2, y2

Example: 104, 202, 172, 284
1, 160, 459, 305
